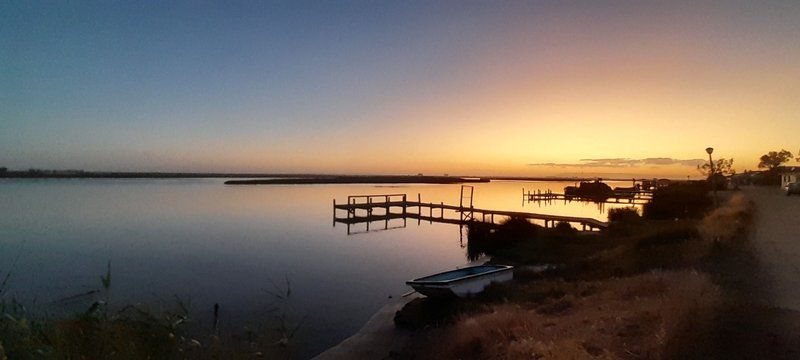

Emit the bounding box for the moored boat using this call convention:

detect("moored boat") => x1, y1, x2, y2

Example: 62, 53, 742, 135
406, 265, 514, 298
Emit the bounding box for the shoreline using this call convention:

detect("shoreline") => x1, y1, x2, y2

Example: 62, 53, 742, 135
1, 172, 650, 183
224, 176, 489, 185
312, 294, 422, 360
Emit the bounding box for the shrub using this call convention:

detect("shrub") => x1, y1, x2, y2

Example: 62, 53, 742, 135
608, 207, 641, 224
553, 221, 577, 235
698, 193, 753, 244
466, 217, 539, 261
607, 207, 642, 236
494, 217, 539, 241
644, 182, 711, 220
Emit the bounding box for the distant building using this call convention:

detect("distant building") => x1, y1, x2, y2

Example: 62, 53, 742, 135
781, 167, 800, 188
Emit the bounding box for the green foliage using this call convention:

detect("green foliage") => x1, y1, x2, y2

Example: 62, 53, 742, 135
644, 182, 712, 220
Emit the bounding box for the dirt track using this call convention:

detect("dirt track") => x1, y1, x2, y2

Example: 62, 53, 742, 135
744, 186, 800, 310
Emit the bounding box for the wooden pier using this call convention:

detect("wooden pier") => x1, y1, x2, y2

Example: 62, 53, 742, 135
333, 193, 608, 235
523, 188, 653, 205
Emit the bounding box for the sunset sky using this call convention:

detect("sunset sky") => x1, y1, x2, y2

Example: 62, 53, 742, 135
2, 1, 799, 178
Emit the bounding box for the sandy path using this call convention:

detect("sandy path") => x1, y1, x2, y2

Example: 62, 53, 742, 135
743, 186, 800, 310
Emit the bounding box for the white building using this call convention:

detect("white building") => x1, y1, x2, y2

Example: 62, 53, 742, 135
781, 167, 800, 188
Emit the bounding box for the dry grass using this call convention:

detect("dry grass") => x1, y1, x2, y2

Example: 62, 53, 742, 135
398, 191, 757, 359
406, 271, 721, 360
698, 193, 754, 244
581, 195, 754, 280
567, 220, 705, 281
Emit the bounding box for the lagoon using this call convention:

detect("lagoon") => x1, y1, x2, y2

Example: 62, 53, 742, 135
0, 179, 635, 358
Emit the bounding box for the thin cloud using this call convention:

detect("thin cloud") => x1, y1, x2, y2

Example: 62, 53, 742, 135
529, 157, 705, 168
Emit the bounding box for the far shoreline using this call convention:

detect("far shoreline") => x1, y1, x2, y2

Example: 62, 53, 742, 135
0, 170, 652, 183
224, 176, 489, 185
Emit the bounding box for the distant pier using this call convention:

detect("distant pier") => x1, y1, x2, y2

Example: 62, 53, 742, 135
522, 188, 653, 205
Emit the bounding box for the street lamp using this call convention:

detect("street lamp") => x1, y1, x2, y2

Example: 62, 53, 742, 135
706, 147, 717, 204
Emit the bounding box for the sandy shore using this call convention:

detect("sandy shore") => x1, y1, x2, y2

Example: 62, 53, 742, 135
312, 294, 421, 360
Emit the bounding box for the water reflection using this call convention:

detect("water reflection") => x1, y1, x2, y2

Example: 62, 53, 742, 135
332, 181, 642, 236
0, 178, 640, 359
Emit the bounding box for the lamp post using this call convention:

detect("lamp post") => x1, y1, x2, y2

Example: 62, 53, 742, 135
706, 147, 717, 204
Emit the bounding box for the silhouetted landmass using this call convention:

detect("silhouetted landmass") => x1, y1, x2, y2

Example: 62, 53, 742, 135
1, 169, 646, 183
0, 170, 332, 179
224, 176, 489, 185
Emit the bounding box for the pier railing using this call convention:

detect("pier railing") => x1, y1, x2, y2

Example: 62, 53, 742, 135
346, 193, 407, 205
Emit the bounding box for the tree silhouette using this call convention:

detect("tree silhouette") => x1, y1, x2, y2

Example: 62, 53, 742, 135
758, 150, 793, 170
697, 158, 735, 177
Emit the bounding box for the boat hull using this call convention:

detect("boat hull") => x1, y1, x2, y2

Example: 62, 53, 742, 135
406, 265, 514, 298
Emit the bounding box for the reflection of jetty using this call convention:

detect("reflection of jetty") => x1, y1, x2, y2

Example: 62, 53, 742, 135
333, 192, 608, 235
523, 189, 653, 205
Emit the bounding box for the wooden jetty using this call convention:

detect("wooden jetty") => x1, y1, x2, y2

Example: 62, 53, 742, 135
523, 188, 652, 205
333, 192, 608, 235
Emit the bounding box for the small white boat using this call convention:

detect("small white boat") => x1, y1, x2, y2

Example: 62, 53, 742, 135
406, 265, 514, 298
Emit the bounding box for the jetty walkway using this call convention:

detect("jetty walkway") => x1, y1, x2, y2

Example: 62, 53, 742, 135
333, 193, 608, 235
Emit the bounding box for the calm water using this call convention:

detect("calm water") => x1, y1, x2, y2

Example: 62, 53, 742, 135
0, 179, 636, 358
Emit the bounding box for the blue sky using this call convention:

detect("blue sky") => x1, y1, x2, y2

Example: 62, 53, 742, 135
2, 1, 799, 176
